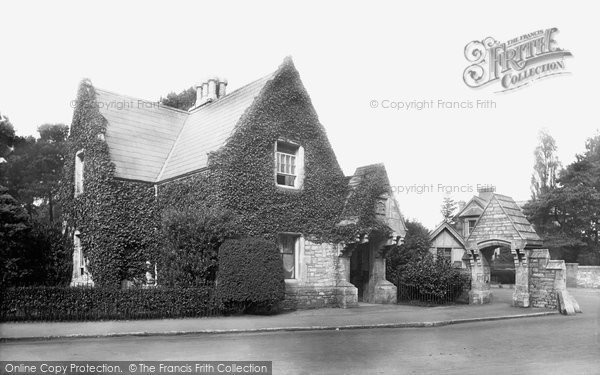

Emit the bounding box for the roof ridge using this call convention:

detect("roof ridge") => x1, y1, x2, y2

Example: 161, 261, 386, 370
187, 70, 277, 115
94, 87, 190, 115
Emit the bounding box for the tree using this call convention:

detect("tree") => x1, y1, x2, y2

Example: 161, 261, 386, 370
440, 193, 457, 223
530, 129, 561, 200
524, 132, 600, 264
385, 219, 432, 283
2, 124, 68, 222
0, 185, 33, 287
160, 87, 196, 111
0, 112, 15, 158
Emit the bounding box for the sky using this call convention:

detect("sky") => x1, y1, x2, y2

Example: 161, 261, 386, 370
1, 0, 598, 229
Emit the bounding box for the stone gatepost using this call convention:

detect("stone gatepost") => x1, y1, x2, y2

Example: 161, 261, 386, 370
336, 245, 358, 308
512, 248, 530, 307
467, 249, 492, 304
369, 241, 397, 304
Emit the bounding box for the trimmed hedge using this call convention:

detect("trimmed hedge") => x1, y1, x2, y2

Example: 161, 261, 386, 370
0, 286, 218, 322
217, 238, 285, 314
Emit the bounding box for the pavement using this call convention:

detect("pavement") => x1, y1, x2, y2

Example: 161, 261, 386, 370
0, 288, 566, 341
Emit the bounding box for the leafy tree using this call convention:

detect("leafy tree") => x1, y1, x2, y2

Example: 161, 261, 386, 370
386, 219, 432, 283
0, 186, 33, 287
2, 124, 68, 221
440, 193, 457, 223
160, 87, 196, 111
0, 113, 15, 158
530, 129, 561, 200
524, 132, 600, 264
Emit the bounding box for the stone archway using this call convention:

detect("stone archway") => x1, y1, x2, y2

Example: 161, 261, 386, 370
467, 239, 531, 307
464, 194, 542, 306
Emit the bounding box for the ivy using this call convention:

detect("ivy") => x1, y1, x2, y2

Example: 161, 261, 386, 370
60, 60, 393, 288
59, 81, 159, 288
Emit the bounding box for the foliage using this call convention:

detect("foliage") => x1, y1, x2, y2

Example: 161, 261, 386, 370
159, 59, 370, 244
0, 113, 15, 158
530, 129, 561, 200
385, 219, 432, 283
0, 187, 70, 288
160, 87, 196, 111
0, 285, 217, 321
0, 186, 32, 288
216, 238, 285, 314
524, 131, 600, 265
398, 256, 470, 301
1, 123, 68, 222
440, 193, 457, 223
60, 81, 160, 288
159, 207, 237, 287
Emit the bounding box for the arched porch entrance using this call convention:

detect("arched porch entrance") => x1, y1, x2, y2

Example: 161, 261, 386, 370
467, 239, 532, 307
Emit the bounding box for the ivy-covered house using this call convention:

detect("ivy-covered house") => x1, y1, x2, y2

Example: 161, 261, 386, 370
62, 57, 406, 308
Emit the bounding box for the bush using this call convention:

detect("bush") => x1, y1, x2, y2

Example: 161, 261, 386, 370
216, 238, 285, 315
159, 207, 236, 287
0, 286, 218, 321
397, 256, 470, 302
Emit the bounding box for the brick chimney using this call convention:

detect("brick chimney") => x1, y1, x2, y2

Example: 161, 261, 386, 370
191, 77, 228, 110
477, 185, 496, 201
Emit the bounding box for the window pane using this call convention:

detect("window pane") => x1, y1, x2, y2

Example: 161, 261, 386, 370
282, 254, 295, 278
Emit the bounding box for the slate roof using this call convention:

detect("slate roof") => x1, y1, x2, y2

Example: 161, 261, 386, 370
466, 193, 542, 249
98, 89, 188, 182
96, 71, 276, 182
493, 194, 541, 243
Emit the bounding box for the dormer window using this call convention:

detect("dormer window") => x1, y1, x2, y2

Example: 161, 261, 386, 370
275, 140, 304, 189
74, 150, 84, 197
376, 199, 386, 216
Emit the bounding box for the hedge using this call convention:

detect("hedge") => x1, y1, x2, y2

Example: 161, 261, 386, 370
217, 238, 285, 314
0, 286, 218, 322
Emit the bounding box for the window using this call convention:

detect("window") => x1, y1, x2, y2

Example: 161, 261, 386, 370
74, 150, 84, 196
468, 219, 477, 234
437, 247, 452, 261
375, 199, 386, 216
278, 233, 301, 279
275, 140, 303, 188
74, 231, 84, 276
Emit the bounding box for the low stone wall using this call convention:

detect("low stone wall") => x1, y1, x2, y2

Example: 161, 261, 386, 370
576, 266, 600, 289
281, 283, 358, 310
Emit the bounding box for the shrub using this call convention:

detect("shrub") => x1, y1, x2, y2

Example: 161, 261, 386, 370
397, 256, 469, 302
159, 207, 236, 287
0, 286, 218, 321
216, 238, 285, 315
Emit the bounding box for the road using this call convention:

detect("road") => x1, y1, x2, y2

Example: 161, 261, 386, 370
1, 289, 599, 374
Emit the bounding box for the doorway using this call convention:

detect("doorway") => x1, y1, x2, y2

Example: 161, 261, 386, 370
350, 244, 370, 302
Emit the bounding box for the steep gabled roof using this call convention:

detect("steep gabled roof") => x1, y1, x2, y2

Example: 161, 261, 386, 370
430, 221, 465, 247
158, 72, 276, 181
456, 195, 487, 218
97, 89, 188, 182
95, 66, 279, 182
339, 163, 407, 238
466, 193, 542, 250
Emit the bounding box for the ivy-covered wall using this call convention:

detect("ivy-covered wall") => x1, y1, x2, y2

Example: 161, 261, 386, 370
60, 82, 159, 288
62, 59, 394, 289
158, 59, 384, 245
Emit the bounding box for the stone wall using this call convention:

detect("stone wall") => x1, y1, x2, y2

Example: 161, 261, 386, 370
576, 266, 600, 289
528, 249, 562, 309
282, 240, 358, 310
566, 263, 578, 287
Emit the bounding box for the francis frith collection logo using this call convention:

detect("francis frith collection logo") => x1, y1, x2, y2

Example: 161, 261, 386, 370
463, 28, 572, 92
